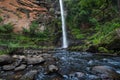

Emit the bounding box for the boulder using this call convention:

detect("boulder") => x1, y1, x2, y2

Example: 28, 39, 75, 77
48, 65, 58, 73
20, 70, 38, 80
27, 57, 45, 65
2, 64, 15, 71
0, 55, 13, 65
15, 64, 26, 71
92, 66, 120, 79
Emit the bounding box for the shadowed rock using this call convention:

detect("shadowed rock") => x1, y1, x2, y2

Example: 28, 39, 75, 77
15, 64, 26, 71
2, 64, 15, 71
20, 70, 38, 80
92, 66, 120, 79
0, 55, 14, 65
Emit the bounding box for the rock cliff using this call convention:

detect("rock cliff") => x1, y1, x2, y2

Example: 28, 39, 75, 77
0, 0, 49, 32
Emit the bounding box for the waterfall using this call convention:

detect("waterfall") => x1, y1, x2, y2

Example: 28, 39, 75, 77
59, 0, 68, 48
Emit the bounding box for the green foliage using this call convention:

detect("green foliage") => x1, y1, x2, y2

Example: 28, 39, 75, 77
65, 0, 118, 28
0, 23, 14, 33
0, 50, 9, 55
29, 21, 39, 36
89, 20, 120, 45
65, 1, 119, 41
65, 0, 118, 42
22, 27, 30, 35
0, 33, 54, 54
64, 0, 120, 53
23, 21, 49, 38
71, 29, 85, 39
98, 47, 109, 53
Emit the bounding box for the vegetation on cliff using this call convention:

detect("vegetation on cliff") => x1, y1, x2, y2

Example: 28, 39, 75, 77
65, 0, 120, 54
0, 0, 120, 54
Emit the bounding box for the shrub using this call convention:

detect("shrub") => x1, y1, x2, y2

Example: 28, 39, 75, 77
0, 23, 14, 33
22, 27, 30, 35
22, 21, 49, 38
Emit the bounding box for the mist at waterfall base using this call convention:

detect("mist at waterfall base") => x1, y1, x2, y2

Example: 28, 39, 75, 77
59, 0, 68, 48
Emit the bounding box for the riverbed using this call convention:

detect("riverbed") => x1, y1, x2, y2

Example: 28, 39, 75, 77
0, 49, 120, 80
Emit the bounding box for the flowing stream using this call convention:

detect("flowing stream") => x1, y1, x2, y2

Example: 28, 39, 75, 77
36, 50, 120, 80
59, 0, 68, 48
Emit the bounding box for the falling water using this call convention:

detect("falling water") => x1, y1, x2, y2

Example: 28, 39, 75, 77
59, 0, 68, 48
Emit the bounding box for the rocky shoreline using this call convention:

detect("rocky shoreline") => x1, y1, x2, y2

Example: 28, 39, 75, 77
0, 49, 57, 80
0, 49, 120, 80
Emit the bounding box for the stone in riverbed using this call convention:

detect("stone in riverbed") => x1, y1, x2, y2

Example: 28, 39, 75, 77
27, 57, 45, 65
20, 70, 38, 80
92, 66, 120, 79
69, 72, 85, 78
0, 55, 14, 65
15, 64, 26, 71
2, 64, 15, 71
48, 65, 58, 72
74, 72, 85, 78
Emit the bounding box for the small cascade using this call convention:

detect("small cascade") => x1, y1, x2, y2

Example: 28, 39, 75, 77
59, 0, 68, 48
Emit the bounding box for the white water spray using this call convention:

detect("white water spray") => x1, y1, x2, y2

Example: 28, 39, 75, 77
59, 0, 68, 48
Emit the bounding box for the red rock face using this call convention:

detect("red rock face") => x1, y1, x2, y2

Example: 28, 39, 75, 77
0, 0, 47, 32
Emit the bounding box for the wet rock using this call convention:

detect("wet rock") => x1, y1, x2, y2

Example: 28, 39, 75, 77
20, 70, 38, 80
69, 72, 84, 78
12, 55, 19, 59
27, 57, 45, 65
13, 55, 26, 60
87, 75, 99, 80
74, 72, 84, 78
2, 64, 15, 71
13, 59, 22, 67
92, 66, 120, 79
19, 55, 26, 60
15, 64, 26, 71
0, 55, 13, 65
48, 65, 58, 73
